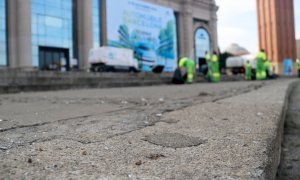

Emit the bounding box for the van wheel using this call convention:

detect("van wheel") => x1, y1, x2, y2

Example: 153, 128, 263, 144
107, 67, 115, 72
232, 68, 239, 75
129, 67, 137, 73
90, 67, 96, 72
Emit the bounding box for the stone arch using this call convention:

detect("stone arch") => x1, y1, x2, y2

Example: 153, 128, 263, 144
193, 24, 212, 70
193, 23, 213, 55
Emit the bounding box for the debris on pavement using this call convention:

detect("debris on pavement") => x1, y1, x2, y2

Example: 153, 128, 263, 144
146, 153, 166, 160
27, 158, 32, 163
199, 92, 212, 96
135, 160, 142, 166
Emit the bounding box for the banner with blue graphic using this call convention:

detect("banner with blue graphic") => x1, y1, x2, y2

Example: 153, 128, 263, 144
106, 0, 177, 72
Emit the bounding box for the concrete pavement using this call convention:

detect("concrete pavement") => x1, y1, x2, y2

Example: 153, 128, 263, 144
278, 81, 300, 179
0, 79, 298, 179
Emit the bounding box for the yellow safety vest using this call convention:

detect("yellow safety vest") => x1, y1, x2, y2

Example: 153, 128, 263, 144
256, 52, 267, 61
246, 63, 252, 69
205, 54, 211, 62
179, 57, 188, 68
264, 60, 271, 70
212, 55, 218, 62
297, 61, 300, 70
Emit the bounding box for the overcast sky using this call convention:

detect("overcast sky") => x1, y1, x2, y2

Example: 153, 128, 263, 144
215, 0, 300, 54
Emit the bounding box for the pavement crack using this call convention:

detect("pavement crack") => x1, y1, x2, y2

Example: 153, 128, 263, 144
0, 135, 60, 151
0, 122, 50, 133
211, 84, 264, 103
106, 129, 138, 140
0, 106, 138, 133
0, 115, 93, 133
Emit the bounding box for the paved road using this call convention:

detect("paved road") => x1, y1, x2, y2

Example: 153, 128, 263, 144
0, 81, 268, 178
278, 81, 300, 179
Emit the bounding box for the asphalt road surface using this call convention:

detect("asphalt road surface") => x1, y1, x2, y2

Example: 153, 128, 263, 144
0, 81, 267, 179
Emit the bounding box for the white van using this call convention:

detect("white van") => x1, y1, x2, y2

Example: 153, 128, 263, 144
88, 47, 139, 72
226, 54, 256, 75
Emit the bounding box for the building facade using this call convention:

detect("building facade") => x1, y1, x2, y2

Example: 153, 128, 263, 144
1, 0, 218, 71
297, 39, 300, 59
257, 0, 296, 73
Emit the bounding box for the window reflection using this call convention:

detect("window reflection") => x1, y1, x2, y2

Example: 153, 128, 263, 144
31, 0, 73, 67
45, 16, 63, 28
0, 0, 7, 66
93, 0, 101, 47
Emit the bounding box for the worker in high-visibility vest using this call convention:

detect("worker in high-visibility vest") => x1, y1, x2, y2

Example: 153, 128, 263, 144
296, 59, 300, 78
256, 49, 267, 80
179, 57, 196, 84
245, 60, 252, 80
205, 51, 211, 80
264, 59, 272, 79
211, 51, 220, 82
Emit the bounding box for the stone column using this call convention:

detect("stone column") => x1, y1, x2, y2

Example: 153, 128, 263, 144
178, 0, 193, 59
7, 0, 32, 69
76, 0, 93, 70
209, 4, 219, 53
210, 17, 218, 53
100, 0, 107, 46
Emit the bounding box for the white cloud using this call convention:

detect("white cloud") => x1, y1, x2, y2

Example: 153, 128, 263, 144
218, 26, 258, 53
216, 0, 256, 16
219, 27, 245, 36
216, 0, 258, 53
218, 27, 246, 46
216, 0, 299, 52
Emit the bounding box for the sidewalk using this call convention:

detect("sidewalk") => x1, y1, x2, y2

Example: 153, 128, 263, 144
86, 79, 296, 179
0, 79, 297, 179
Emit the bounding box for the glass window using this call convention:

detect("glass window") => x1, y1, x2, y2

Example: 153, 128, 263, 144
0, 0, 6, 66
45, 16, 63, 28
195, 28, 210, 59
31, 0, 73, 67
93, 0, 101, 47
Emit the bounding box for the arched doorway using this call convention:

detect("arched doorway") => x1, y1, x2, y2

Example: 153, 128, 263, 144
194, 28, 210, 73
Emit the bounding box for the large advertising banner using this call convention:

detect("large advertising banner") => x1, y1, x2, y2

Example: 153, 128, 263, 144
195, 28, 210, 59
107, 0, 177, 72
